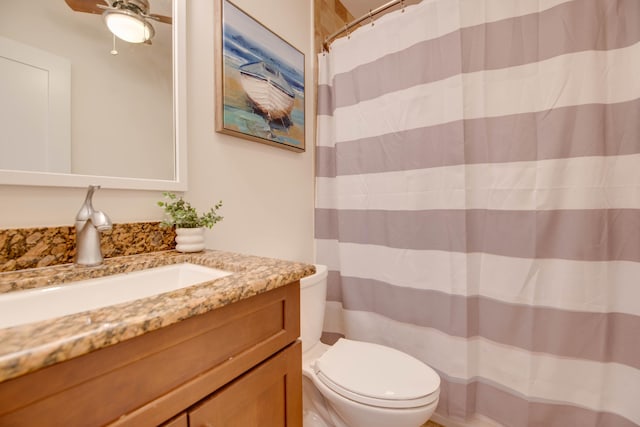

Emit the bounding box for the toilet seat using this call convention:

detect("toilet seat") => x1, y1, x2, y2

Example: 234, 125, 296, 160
313, 339, 440, 409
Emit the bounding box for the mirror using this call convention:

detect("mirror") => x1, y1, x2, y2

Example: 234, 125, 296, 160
0, 0, 186, 190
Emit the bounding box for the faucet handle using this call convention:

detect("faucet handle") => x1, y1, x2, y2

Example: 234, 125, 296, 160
76, 185, 101, 221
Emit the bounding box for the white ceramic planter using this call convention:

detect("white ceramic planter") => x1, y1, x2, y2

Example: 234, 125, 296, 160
175, 227, 205, 253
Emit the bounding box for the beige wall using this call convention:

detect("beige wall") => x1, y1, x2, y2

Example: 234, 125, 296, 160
0, 0, 315, 264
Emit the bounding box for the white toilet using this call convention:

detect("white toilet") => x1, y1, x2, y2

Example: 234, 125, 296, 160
300, 265, 440, 427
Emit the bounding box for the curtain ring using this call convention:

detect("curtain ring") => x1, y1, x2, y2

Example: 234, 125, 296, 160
368, 10, 375, 26
401, 0, 405, 12
345, 24, 351, 39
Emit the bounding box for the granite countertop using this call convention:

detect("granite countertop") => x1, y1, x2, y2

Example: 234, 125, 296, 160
0, 250, 315, 384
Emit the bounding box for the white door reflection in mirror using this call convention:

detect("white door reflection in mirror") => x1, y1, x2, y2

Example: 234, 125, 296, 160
0, 36, 71, 174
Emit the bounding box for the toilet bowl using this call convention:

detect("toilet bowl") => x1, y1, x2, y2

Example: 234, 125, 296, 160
300, 265, 440, 427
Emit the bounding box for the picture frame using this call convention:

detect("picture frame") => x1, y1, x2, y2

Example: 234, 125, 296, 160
214, 0, 306, 152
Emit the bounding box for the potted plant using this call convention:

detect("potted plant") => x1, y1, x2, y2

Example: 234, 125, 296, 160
158, 192, 223, 252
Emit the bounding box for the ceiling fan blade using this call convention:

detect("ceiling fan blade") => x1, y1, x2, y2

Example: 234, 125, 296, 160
64, 0, 109, 15
147, 13, 172, 25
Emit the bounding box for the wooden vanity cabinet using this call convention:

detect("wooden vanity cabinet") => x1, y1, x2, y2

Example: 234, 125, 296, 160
0, 281, 302, 427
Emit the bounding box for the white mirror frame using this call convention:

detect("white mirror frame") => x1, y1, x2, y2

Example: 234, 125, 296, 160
0, 0, 187, 191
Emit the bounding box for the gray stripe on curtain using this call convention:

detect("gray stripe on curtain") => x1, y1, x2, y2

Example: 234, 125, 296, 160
326, 273, 640, 369
315, 208, 640, 262
317, 99, 640, 177
438, 375, 640, 427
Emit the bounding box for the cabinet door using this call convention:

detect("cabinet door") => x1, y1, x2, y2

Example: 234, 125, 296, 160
189, 341, 301, 427
161, 413, 188, 427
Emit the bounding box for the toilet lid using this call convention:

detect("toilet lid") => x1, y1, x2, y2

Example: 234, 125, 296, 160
314, 339, 440, 409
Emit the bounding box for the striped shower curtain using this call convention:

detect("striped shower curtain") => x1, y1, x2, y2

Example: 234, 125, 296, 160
315, 0, 640, 426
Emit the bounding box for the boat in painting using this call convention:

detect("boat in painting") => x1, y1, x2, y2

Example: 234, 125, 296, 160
239, 61, 295, 121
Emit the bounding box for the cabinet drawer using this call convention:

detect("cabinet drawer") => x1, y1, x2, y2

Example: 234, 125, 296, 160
0, 282, 300, 427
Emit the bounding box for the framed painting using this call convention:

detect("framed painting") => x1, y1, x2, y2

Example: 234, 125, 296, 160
214, 0, 305, 152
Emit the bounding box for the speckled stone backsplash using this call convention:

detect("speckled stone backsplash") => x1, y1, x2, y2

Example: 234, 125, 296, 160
0, 222, 176, 272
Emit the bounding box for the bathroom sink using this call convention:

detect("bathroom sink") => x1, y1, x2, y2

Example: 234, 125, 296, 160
0, 263, 232, 329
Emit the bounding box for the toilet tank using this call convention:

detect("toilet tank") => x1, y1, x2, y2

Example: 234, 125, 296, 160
299, 264, 328, 353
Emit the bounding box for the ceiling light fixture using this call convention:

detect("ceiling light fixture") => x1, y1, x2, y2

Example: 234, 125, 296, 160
103, 4, 155, 44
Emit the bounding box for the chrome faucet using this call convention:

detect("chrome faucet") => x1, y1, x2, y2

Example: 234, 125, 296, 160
75, 185, 112, 266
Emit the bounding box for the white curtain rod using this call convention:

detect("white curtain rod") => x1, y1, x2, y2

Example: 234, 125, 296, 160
322, 0, 406, 51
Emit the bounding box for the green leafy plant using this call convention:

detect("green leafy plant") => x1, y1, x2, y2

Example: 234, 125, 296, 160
157, 192, 223, 229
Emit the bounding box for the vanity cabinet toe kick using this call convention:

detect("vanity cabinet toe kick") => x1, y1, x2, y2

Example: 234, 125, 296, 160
0, 281, 302, 427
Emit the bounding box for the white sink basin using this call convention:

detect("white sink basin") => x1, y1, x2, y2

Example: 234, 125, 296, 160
0, 263, 232, 329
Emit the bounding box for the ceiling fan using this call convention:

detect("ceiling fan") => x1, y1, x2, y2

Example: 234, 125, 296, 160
64, 0, 172, 43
